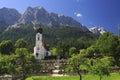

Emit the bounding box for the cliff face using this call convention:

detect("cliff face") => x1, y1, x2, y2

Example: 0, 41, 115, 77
0, 6, 89, 32
18, 6, 88, 31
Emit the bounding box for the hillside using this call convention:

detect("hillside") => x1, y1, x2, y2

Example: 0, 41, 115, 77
0, 24, 98, 48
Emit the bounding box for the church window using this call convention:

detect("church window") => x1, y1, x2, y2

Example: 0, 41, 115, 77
36, 53, 38, 57
38, 37, 39, 40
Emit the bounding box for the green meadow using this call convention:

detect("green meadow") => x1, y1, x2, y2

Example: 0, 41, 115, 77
26, 73, 120, 80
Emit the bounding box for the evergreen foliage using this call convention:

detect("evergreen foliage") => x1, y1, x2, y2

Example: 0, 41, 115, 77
0, 40, 14, 54
0, 24, 97, 49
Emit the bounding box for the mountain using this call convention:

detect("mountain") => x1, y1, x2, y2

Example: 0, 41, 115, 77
0, 7, 97, 48
89, 27, 107, 35
0, 7, 21, 25
17, 6, 88, 31
0, 6, 89, 32
0, 21, 7, 33
0, 7, 21, 33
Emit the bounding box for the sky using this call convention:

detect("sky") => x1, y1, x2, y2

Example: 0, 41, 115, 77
0, 0, 120, 34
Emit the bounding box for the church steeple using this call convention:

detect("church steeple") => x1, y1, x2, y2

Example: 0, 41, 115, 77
34, 24, 46, 59
37, 27, 43, 34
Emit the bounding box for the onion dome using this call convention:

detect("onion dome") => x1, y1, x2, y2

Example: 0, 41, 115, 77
37, 27, 43, 33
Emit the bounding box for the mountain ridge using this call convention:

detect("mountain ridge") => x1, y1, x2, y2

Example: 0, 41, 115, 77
0, 6, 89, 32
17, 6, 88, 31
0, 6, 109, 35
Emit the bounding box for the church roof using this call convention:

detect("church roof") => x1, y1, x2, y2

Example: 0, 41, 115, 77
42, 41, 49, 51
37, 27, 43, 33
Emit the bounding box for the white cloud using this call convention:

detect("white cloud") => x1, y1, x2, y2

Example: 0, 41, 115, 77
74, 12, 83, 17
76, 13, 82, 17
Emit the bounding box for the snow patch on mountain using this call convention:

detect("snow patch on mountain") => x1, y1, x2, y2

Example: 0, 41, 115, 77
89, 27, 107, 35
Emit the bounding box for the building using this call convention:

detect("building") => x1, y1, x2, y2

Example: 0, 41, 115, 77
34, 26, 49, 59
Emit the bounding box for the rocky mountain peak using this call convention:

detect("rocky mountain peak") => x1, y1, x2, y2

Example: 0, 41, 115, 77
35, 6, 46, 11
18, 6, 49, 24
26, 6, 33, 12
17, 6, 88, 31
89, 26, 107, 35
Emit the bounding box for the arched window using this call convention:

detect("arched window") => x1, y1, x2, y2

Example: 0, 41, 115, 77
38, 37, 39, 40
36, 53, 38, 57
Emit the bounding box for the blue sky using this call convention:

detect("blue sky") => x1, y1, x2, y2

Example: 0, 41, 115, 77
0, 0, 120, 34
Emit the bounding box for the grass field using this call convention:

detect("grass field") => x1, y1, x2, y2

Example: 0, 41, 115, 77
26, 73, 120, 80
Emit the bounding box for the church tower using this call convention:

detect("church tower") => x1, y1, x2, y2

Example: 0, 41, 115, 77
34, 26, 47, 59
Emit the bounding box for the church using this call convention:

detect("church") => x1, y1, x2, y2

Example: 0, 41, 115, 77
34, 25, 51, 59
